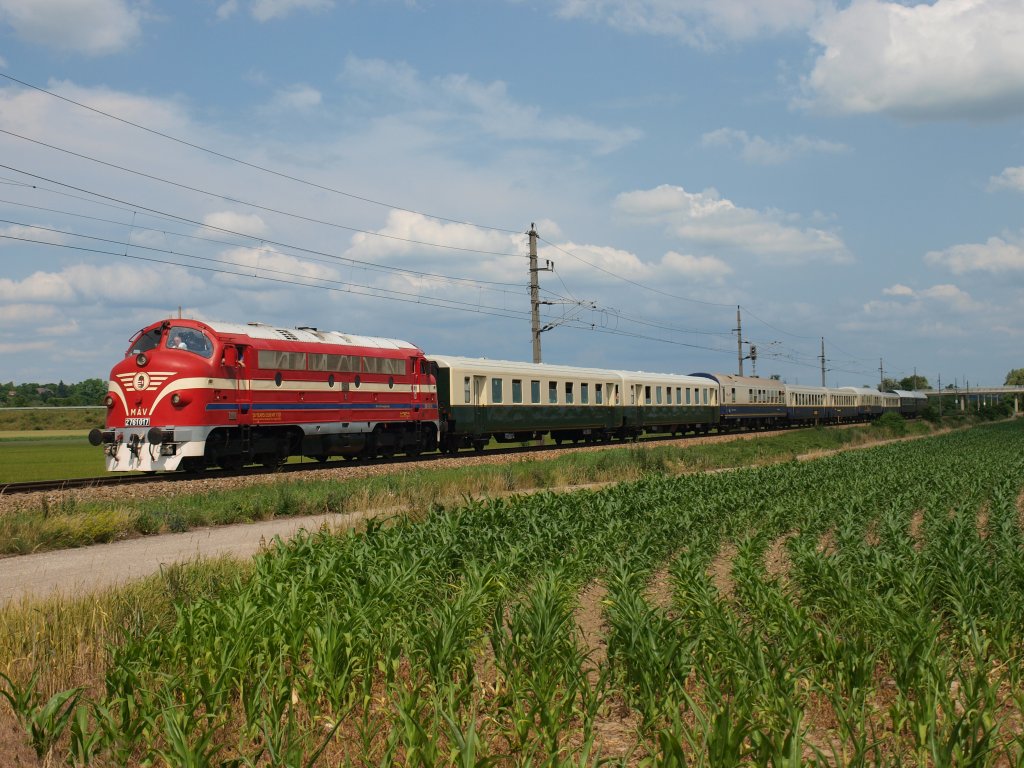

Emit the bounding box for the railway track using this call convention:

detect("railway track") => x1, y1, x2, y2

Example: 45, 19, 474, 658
0, 426, 804, 497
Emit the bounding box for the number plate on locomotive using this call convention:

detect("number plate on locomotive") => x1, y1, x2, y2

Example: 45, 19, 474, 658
125, 418, 151, 427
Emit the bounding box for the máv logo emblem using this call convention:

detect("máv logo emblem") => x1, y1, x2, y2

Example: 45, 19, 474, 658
134, 372, 151, 391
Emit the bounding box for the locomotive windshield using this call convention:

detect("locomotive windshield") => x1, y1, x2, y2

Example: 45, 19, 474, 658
128, 327, 162, 356
166, 326, 214, 358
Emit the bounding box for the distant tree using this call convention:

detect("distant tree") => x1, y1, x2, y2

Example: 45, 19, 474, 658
880, 377, 899, 391
769, 374, 781, 381
1005, 369, 1024, 386
898, 374, 929, 390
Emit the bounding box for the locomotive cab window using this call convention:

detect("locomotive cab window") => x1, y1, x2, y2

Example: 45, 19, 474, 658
129, 327, 163, 356
166, 327, 214, 358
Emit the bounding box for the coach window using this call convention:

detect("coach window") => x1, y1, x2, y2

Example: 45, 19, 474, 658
565, 382, 574, 404
531, 380, 541, 404
548, 381, 558, 404
595, 383, 603, 405
581, 383, 589, 404
656, 386, 662, 405
512, 379, 523, 404
464, 377, 471, 404
644, 386, 652, 406
491, 378, 503, 404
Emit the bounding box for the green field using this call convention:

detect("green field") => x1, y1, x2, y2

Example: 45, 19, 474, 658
0, 433, 107, 483
3, 421, 1022, 765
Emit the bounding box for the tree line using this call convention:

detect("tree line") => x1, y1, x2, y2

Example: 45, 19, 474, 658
1, 379, 107, 407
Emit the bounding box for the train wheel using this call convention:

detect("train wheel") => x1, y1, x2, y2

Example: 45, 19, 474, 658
473, 439, 487, 452
218, 456, 245, 471
315, 455, 329, 463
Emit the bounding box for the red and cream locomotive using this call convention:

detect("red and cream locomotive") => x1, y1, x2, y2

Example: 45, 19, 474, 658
89, 319, 439, 471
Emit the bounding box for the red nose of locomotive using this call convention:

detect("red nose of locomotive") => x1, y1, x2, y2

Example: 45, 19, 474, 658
91, 322, 219, 471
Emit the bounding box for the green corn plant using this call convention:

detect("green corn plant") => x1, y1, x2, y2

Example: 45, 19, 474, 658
1, 670, 84, 760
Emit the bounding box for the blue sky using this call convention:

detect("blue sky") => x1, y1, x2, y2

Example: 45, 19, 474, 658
1, 0, 1023, 389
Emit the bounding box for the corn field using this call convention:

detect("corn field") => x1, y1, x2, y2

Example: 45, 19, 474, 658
3, 420, 1024, 765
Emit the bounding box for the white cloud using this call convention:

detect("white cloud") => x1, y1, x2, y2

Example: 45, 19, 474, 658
701, 127, 848, 165
216, 0, 239, 19
0, 223, 67, 246
266, 84, 323, 113
339, 56, 641, 154
218, 245, 340, 284
882, 283, 914, 297
0, 0, 142, 55
661, 250, 732, 281
0, 263, 204, 306
554, 0, 822, 47
614, 184, 849, 263
925, 234, 1024, 273
989, 166, 1024, 192
803, 0, 1024, 119
250, 0, 333, 22
866, 282, 983, 314
347, 210, 522, 268
201, 211, 269, 238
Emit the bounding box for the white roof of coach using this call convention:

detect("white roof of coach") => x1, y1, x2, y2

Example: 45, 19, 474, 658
203, 321, 418, 351
837, 386, 884, 396
891, 389, 928, 400
428, 355, 710, 385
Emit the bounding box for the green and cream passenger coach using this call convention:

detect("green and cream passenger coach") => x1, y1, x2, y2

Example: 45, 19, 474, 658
429, 355, 719, 453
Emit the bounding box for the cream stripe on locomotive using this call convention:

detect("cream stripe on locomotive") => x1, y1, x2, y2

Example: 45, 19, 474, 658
109, 376, 435, 409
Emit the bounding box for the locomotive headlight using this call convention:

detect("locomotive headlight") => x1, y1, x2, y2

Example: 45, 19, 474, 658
171, 393, 181, 405
171, 393, 191, 406
105, 394, 115, 409
136, 353, 148, 367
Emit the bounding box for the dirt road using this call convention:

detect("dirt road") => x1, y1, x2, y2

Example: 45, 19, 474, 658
0, 509, 372, 605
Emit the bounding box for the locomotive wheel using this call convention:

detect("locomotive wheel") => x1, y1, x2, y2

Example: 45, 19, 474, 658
218, 456, 245, 471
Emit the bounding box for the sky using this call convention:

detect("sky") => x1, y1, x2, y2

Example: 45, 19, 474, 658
1, 0, 1023, 389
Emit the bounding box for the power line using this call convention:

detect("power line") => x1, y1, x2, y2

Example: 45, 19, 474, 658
537, 234, 735, 308
0, 203, 527, 293
0, 71, 521, 235
0, 232, 746, 357
0, 129, 522, 258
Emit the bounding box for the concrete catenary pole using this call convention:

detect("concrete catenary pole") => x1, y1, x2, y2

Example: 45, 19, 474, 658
529, 224, 542, 364
820, 337, 826, 387
736, 306, 744, 376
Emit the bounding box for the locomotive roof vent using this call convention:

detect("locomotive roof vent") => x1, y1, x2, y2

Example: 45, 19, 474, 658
276, 328, 300, 340
296, 326, 318, 332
